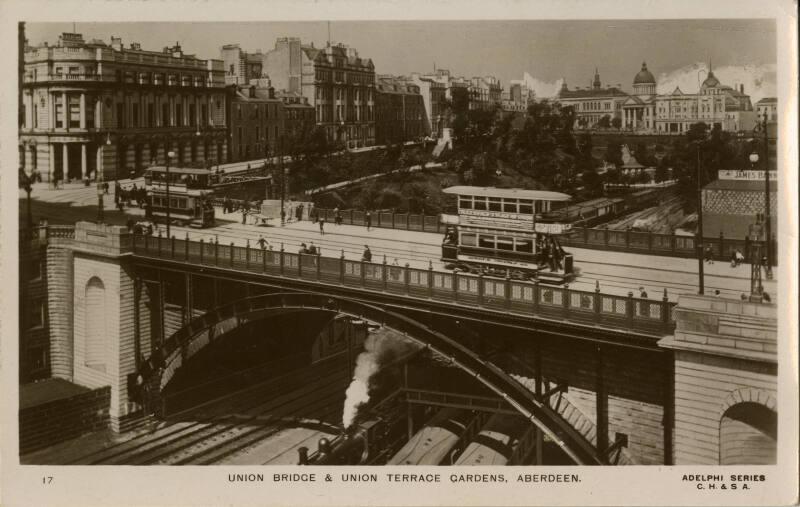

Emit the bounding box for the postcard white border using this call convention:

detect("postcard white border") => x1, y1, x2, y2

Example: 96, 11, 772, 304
0, 1, 797, 506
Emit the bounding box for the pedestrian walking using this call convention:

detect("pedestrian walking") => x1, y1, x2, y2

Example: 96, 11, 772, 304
362, 245, 372, 262
734, 249, 744, 266
319, 217, 325, 235
257, 236, 268, 249
365, 211, 372, 231
103, 181, 110, 194
705, 245, 714, 264
334, 207, 340, 225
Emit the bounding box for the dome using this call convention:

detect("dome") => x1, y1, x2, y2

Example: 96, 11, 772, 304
633, 62, 655, 85
701, 70, 720, 88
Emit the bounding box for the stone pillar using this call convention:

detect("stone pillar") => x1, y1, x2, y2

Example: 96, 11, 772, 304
69, 222, 138, 432
81, 144, 87, 179
96, 145, 103, 180
170, 96, 175, 126
96, 97, 103, 128
79, 93, 86, 129
658, 294, 777, 465
62, 143, 69, 180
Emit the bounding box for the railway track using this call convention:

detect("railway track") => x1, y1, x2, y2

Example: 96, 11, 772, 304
65, 355, 349, 465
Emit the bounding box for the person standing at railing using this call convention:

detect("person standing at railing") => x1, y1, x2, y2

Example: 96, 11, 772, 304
366, 210, 372, 231
334, 206, 341, 225
257, 236, 268, 249
319, 217, 326, 235
362, 245, 372, 262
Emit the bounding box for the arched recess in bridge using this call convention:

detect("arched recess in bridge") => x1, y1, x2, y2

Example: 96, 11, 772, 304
719, 393, 777, 465
146, 292, 607, 465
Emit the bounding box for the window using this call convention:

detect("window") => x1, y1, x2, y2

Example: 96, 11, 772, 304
237, 104, 242, 120
459, 196, 472, 209
176, 104, 183, 126
55, 97, 64, 128
202, 104, 208, 125
519, 200, 533, 214
147, 103, 155, 127
29, 299, 44, 328
189, 105, 196, 126
515, 239, 533, 254
473, 196, 487, 211
28, 346, 46, 372
496, 236, 514, 251
115, 102, 125, 128
488, 198, 502, 212
460, 233, 476, 247
131, 104, 139, 128
29, 259, 42, 280
503, 199, 517, 213
478, 235, 495, 249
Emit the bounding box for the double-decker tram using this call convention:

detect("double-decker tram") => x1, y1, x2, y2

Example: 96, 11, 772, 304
144, 166, 217, 228
440, 186, 575, 284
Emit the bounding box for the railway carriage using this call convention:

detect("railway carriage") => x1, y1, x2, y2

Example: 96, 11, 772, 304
453, 414, 528, 466
440, 186, 575, 284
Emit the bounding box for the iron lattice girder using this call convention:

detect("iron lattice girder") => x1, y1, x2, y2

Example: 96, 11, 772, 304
156, 292, 608, 465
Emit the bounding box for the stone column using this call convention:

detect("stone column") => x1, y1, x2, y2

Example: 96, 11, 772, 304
170, 96, 175, 126
62, 143, 69, 180
81, 143, 87, 179
79, 93, 86, 129
97, 97, 103, 128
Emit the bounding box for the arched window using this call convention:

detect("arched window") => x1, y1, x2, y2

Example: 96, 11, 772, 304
84, 277, 107, 372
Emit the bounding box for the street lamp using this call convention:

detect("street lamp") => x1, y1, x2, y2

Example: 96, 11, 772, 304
693, 140, 705, 295
97, 134, 111, 223
165, 150, 175, 238
757, 113, 773, 279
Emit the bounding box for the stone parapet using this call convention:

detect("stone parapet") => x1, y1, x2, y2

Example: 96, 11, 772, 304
660, 294, 777, 362
68, 222, 133, 258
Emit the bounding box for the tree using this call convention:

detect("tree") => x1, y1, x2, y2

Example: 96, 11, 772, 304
611, 116, 622, 129
597, 115, 611, 128
604, 139, 624, 167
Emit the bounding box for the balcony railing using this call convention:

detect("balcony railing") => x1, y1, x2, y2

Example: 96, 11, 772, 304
129, 232, 676, 336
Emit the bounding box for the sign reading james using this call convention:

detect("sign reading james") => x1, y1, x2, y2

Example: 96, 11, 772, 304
718, 170, 778, 181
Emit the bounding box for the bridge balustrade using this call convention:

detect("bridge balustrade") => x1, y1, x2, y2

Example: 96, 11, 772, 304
131, 232, 676, 335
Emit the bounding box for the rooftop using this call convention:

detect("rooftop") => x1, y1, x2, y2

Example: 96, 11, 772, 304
444, 186, 572, 202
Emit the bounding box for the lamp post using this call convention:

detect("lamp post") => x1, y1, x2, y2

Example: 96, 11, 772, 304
165, 150, 175, 237
759, 113, 773, 279
98, 134, 111, 223
694, 140, 705, 295
279, 136, 286, 226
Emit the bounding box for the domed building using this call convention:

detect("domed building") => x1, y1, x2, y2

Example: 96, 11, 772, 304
622, 62, 658, 131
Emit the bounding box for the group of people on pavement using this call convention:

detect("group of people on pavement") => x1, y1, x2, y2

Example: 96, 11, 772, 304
115, 181, 147, 211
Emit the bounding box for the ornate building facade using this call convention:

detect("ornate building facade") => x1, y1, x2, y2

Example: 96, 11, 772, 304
557, 68, 628, 127
558, 62, 759, 134
20, 33, 228, 182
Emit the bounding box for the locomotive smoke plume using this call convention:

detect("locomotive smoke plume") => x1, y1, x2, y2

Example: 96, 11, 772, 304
341, 329, 419, 429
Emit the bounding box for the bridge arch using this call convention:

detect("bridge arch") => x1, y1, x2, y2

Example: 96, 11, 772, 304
147, 292, 606, 465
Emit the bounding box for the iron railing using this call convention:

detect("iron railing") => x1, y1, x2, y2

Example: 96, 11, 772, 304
131, 231, 676, 336
314, 208, 776, 265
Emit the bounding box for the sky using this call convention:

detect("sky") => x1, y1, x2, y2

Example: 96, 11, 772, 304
25, 20, 777, 101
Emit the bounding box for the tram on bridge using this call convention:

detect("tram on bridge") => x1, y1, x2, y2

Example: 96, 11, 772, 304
440, 186, 574, 283
144, 167, 217, 228
144, 166, 272, 228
